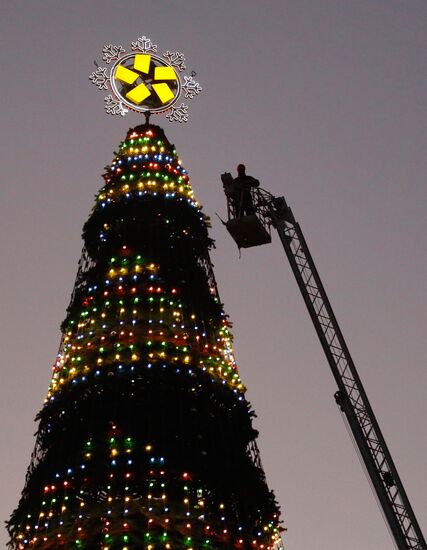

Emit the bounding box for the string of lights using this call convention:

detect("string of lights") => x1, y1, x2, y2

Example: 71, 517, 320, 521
8, 124, 282, 549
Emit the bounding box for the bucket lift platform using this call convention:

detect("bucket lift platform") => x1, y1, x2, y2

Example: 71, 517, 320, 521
221, 172, 273, 249
226, 215, 271, 248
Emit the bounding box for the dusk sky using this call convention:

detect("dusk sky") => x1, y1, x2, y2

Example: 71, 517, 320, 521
1, 1, 426, 548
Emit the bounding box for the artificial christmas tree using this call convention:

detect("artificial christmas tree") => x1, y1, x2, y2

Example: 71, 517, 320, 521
8, 123, 282, 549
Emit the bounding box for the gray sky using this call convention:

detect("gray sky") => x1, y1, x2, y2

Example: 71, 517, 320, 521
1, 1, 426, 548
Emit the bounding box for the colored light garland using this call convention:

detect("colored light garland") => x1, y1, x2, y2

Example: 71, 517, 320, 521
47, 247, 243, 401
8, 124, 282, 549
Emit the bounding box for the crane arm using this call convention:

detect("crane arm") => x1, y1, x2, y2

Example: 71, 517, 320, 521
222, 181, 425, 550
266, 194, 426, 550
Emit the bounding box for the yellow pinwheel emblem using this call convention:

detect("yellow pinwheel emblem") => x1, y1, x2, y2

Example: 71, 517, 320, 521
111, 53, 180, 113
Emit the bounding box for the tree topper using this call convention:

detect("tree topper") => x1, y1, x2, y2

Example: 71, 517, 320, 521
89, 36, 202, 123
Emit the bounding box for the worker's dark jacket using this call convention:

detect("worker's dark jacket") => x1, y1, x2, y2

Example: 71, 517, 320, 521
233, 174, 260, 216
233, 175, 260, 192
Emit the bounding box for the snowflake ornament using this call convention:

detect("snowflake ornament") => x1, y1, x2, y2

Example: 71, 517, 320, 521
162, 50, 186, 72
183, 75, 203, 99
166, 103, 189, 123
89, 36, 202, 123
102, 44, 126, 64
131, 36, 157, 54
104, 95, 128, 116
89, 67, 109, 90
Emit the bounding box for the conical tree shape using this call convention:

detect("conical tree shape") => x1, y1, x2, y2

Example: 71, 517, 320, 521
8, 124, 282, 549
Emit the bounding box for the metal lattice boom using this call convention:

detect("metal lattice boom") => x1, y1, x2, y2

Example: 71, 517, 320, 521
224, 186, 426, 550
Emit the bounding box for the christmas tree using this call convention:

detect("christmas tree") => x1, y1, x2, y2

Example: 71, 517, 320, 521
8, 123, 282, 549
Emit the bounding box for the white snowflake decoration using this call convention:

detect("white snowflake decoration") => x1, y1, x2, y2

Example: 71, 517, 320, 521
183, 75, 202, 99
166, 103, 189, 123
131, 36, 157, 53
162, 51, 186, 72
102, 44, 126, 64
104, 95, 128, 116
89, 67, 109, 90
90, 36, 202, 123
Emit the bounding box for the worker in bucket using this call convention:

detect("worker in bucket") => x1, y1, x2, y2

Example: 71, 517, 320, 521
233, 164, 259, 217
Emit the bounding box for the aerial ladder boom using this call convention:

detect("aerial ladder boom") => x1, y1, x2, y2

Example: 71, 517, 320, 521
222, 179, 426, 550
